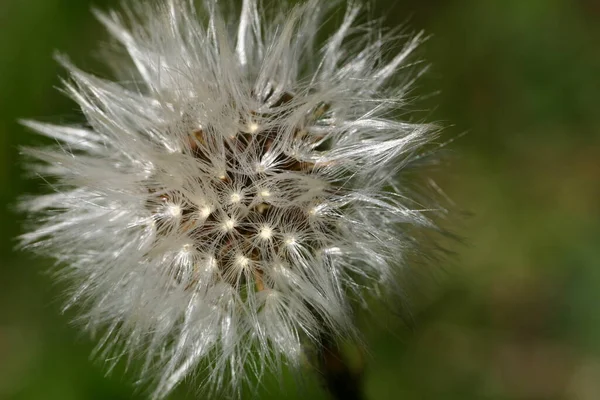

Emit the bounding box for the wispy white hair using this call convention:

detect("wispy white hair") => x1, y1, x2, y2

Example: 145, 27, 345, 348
20, 0, 440, 398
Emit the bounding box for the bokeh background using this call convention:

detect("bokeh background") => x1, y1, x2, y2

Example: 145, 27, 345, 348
1, 0, 599, 399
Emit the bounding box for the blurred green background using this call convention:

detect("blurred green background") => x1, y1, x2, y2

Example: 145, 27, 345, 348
1, 0, 599, 399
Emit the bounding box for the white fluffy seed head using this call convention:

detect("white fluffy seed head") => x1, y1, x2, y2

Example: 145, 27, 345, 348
19, 0, 442, 398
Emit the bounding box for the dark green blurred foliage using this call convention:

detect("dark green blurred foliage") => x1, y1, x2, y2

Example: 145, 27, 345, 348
1, 0, 599, 399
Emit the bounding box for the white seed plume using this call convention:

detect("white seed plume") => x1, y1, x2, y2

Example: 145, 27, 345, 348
19, 0, 440, 398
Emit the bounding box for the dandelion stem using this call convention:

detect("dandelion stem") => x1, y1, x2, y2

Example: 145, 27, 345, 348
318, 334, 365, 400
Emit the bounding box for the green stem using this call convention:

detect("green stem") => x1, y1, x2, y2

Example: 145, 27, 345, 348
318, 334, 365, 400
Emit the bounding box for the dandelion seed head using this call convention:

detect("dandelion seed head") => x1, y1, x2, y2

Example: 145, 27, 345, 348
19, 0, 442, 398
